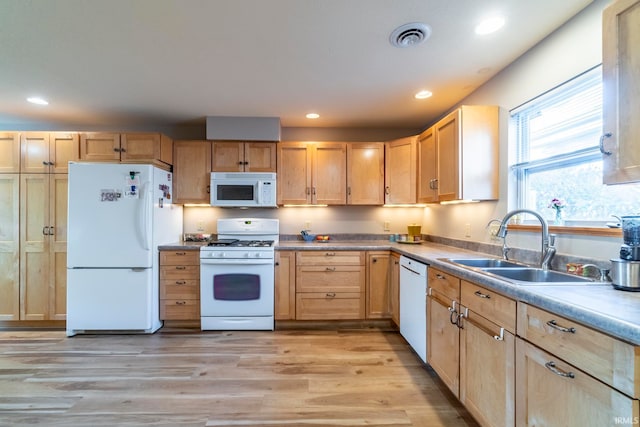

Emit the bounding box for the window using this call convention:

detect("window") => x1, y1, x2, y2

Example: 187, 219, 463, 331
510, 66, 640, 226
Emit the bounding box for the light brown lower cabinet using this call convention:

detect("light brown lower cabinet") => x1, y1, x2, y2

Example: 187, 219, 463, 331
366, 251, 391, 319
159, 250, 200, 320
427, 287, 460, 395
516, 338, 638, 426
275, 251, 296, 320
389, 252, 400, 326
295, 251, 365, 320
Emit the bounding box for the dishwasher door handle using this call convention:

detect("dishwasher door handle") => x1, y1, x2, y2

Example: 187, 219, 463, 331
401, 264, 423, 276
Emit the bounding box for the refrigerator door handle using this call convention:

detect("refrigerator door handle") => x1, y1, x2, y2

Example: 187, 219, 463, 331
138, 181, 152, 251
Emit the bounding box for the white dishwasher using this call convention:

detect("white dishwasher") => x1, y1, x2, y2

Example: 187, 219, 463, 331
399, 255, 428, 363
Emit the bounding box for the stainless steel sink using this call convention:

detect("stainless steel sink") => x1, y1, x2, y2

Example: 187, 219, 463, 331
447, 258, 525, 268
481, 267, 608, 285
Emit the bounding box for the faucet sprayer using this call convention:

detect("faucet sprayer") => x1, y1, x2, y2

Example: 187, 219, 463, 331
497, 209, 556, 270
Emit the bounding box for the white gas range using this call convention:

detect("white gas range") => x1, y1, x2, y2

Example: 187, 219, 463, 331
199, 218, 279, 331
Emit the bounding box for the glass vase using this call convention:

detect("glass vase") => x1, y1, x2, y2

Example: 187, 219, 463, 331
554, 209, 565, 226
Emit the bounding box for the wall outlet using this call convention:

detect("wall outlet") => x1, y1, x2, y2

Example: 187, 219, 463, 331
304, 221, 311, 230
464, 223, 471, 238
196, 221, 205, 232
383, 221, 390, 232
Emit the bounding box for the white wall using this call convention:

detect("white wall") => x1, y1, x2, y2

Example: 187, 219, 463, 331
424, 0, 622, 261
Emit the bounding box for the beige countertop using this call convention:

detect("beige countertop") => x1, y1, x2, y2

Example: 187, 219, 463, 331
160, 240, 640, 345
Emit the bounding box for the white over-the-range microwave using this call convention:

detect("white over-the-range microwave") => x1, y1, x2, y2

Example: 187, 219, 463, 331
210, 172, 277, 208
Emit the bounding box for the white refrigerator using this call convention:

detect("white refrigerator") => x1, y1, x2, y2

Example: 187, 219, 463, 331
66, 162, 182, 336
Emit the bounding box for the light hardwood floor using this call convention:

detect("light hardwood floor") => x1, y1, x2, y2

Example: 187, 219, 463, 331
0, 328, 479, 426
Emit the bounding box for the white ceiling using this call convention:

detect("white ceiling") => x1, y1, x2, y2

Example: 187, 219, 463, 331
0, 0, 593, 132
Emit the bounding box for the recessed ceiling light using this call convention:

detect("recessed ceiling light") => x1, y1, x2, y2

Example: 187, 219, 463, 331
27, 96, 49, 105
415, 90, 433, 99
475, 15, 505, 35
306, 113, 320, 119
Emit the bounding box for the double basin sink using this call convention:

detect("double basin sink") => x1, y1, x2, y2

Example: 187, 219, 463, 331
443, 258, 610, 286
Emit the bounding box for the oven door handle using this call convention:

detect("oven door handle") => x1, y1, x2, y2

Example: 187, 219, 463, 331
200, 258, 274, 265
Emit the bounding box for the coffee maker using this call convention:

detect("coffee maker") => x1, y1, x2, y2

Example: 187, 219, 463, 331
610, 215, 640, 291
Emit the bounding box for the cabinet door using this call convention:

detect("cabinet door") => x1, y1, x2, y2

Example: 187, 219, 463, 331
385, 136, 417, 204
603, 0, 640, 184
347, 143, 385, 205
275, 251, 296, 320
245, 142, 277, 172
0, 132, 20, 173
20, 133, 50, 173
277, 142, 312, 205
50, 132, 79, 173
389, 253, 400, 326
212, 141, 244, 172
435, 109, 461, 202
0, 174, 20, 320
460, 310, 515, 427
20, 174, 49, 320
314, 142, 347, 205
80, 133, 121, 161
427, 289, 460, 397
417, 127, 438, 203
516, 338, 638, 426
49, 174, 68, 320
120, 133, 161, 162
366, 251, 390, 319
173, 140, 212, 203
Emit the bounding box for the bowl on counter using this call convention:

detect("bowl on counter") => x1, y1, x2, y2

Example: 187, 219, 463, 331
301, 233, 317, 242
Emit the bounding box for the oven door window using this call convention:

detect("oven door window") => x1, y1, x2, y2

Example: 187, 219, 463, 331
216, 184, 254, 201
213, 274, 260, 301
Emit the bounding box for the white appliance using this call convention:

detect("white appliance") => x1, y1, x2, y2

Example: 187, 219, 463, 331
200, 218, 278, 330
399, 255, 428, 363
210, 172, 277, 208
66, 162, 183, 337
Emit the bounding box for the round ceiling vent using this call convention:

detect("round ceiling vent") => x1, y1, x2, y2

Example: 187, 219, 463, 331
389, 22, 431, 48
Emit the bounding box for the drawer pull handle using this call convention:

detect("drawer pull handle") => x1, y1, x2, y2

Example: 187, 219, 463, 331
546, 320, 576, 333
325, 293, 336, 298
175, 301, 186, 305
325, 267, 336, 272
436, 273, 446, 280
545, 361, 575, 379
325, 252, 336, 256
474, 290, 491, 299
175, 281, 186, 285
175, 252, 186, 255
175, 266, 186, 270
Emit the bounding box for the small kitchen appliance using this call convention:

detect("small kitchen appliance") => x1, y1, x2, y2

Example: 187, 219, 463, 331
210, 172, 277, 208
610, 215, 640, 291
200, 218, 279, 330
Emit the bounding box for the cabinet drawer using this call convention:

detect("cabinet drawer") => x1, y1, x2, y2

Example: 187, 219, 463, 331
160, 265, 199, 280
160, 299, 200, 320
296, 251, 364, 266
296, 266, 364, 293
160, 250, 199, 265
160, 280, 199, 299
428, 268, 460, 301
295, 292, 364, 320
461, 280, 516, 333
518, 303, 639, 398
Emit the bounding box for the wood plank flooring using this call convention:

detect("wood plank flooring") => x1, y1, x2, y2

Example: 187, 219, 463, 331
0, 328, 479, 426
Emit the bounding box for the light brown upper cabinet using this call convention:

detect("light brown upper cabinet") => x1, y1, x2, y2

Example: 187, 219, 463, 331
602, 0, 640, 184
211, 141, 276, 172
277, 142, 346, 205
0, 132, 21, 173
385, 136, 417, 204
20, 132, 79, 174
80, 132, 173, 166
419, 105, 499, 203
173, 140, 212, 204
347, 143, 385, 205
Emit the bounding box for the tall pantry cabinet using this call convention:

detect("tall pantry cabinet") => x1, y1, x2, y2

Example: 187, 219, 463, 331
0, 132, 78, 321
0, 133, 20, 319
